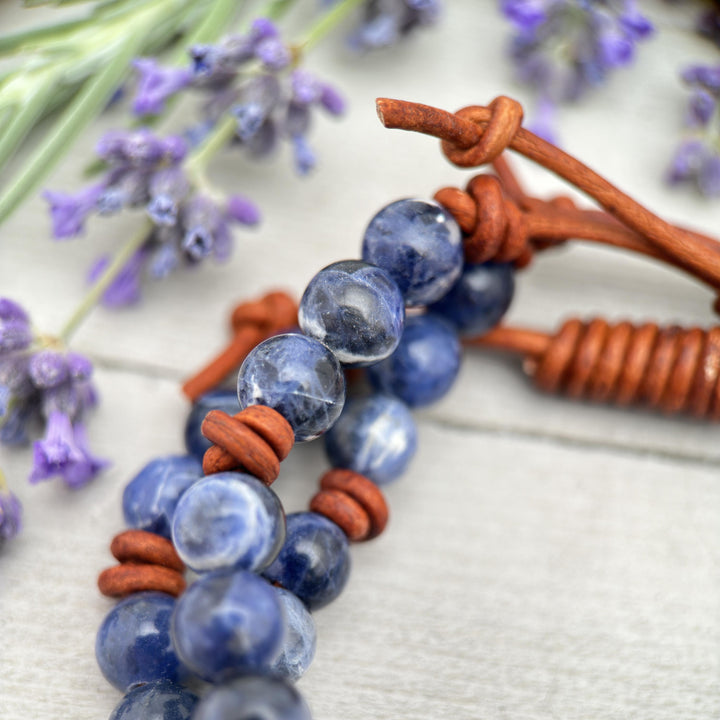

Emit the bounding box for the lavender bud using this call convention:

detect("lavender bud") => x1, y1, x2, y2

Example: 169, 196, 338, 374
291, 70, 321, 105
292, 135, 316, 176
245, 118, 279, 158
43, 184, 104, 240
699, 155, 720, 197
226, 195, 261, 226
66, 353, 93, 381
148, 243, 180, 279
88, 249, 146, 307
687, 90, 715, 127
319, 84, 346, 116
182, 226, 215, 261
0, 299, 29, 324
0, 321, 32, 354
161, 136, 189, 163
254, 37, 291, 71
29, 351, 69, 390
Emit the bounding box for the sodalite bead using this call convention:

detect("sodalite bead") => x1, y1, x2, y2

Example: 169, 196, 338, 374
299, 260, 405, 366
362, 198, 463, 306
367, 314, 461, 408
109, 681, 198, 720
122, 455, 202, 538
95, 592, 188, 691
237, 333, 345, 442
324, 394, 417, 485
263, 512, 350, 611
184, 389, 240, 460
171, 472, 285, 573
270, 587, 317, 681
430, 262, 515, 336
193, 676, 311, 720
171, 568, 284, 682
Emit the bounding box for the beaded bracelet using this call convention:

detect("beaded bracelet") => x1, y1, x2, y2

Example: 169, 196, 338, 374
93, 96, 718, 719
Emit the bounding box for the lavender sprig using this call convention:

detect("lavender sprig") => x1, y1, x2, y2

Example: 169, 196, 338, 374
500, 0, 653, 142
667, 64, 720, 197
43, 16, 350, 308
0, 299, 105, 488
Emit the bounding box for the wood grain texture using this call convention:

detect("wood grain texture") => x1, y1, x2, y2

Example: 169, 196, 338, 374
0, 3, 718, 719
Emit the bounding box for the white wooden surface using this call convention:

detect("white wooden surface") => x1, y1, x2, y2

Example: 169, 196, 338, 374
1, 3, 719, 719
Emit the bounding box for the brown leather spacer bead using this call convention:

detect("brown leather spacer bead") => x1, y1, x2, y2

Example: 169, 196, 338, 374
110, 529, 184, 572
319, 468, 389, 540
310, 489, 370, 542
201, 406, 294, 484
98, 564, 186, 598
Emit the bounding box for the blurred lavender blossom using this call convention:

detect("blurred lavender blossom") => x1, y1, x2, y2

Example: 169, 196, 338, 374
500, 0, 653, 142
323, 0, 442, 51
667, 64, 720, 197
130, 18, 346, 177
44, 128, 260, 306
0, 299, 104, 488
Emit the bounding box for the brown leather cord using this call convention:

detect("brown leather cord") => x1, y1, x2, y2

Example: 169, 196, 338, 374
466, 321, 720, 419
377, 97, 720, 307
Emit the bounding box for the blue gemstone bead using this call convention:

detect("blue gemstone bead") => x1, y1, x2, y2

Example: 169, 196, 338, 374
299, 259, 405, 366
429, 262, 515, 336
122, 455, 202, 538
171, 568, 284, 682
367, 314, 461, 408
171, 472, 285, 574
184, 389, 240, 460
193, 676, 311, 720
324, 393, 417, 485
362, 198, 463, 306
270, 587, 317, 681
95, 592, 188, 691
109, 681, 198, 720
263, 512, 350, 611
237, 333, 345, 442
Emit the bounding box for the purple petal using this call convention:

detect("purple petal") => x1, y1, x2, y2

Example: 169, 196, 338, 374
686, 90, 716, 127
148, 243, 180, 279
61, 422, 108, 489
619, 2, 653, 39
291, 135, 316, 176
226, 195, 260, 226
29, 411, 85, 484
528, 98, 559, 146
43, 184, 104, 239
87, 248, 147, 308
250, 18, 280, 42
501, 0, 547, 30
131, 58, 191, 116
666, 140, 707, 184
291, 70, 321, 105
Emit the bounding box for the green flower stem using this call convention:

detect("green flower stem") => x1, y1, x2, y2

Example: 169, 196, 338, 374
299, 0, 364, 51
184, 114, 238, 179
58, 223, 152, 344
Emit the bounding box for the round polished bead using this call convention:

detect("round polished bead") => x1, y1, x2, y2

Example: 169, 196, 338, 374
193, 676, 311, 720
270, 587, 317, 681
123, 455, 202, 538
367, 314, 461, 407
96, 592, 188, 691
109, 681, 198, 720
263, 512, 350, 611
171, 472, 285, 574
171, 568, 284, 682
362, 198, 463, 306
299, 260, 405, 366
185, 389, 240, 460
429, 262, 515, 336
324, 394, 417, 485
237, 333, 345, 442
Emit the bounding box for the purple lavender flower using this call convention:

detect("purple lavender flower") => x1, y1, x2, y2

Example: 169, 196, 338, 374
341, 0, 441, 50
0, 483, 22, 542
132, 58, 192, 116
226, 195, 261, 226
501, 0, 653, 142
667, 63, 720, 197
0, 298, 104, 487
